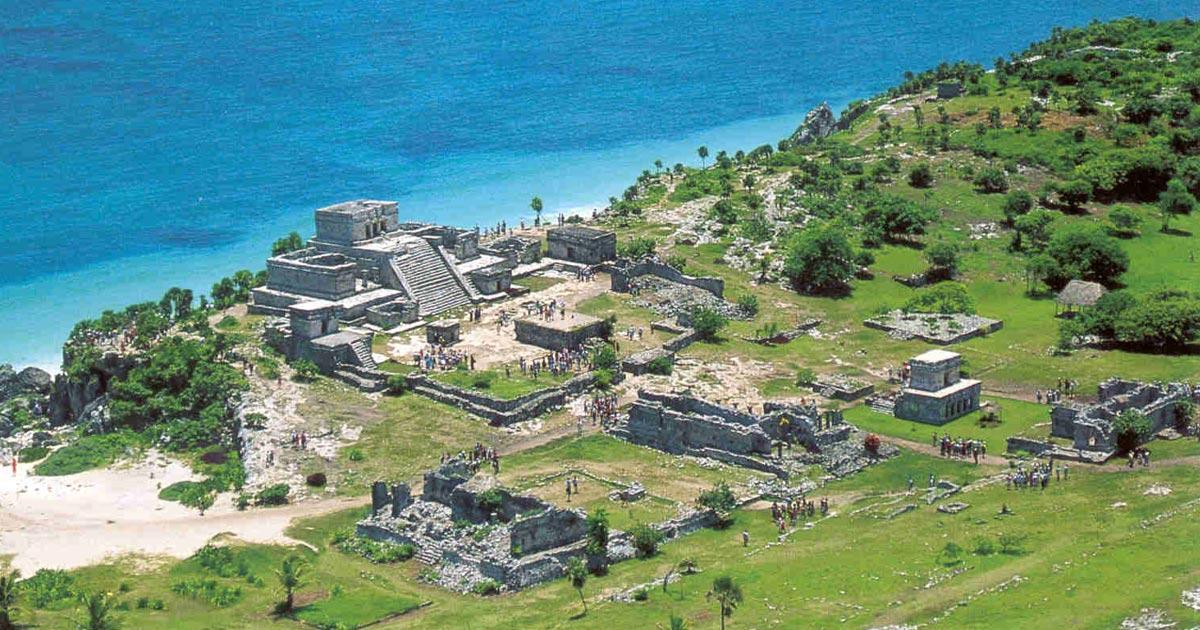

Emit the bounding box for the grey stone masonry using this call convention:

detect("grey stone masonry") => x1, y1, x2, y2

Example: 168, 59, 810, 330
1050, 378, 1195, 452
546, 226, 616, 264
514, 313, 607, 351
895, 350, 981, 425
314, 199, 399, 246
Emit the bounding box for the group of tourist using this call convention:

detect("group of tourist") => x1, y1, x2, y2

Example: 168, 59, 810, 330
413, 345, 476, 371
289, 431, 309, 450
467, 306, 484, 323
441, 443, 501, 474
770, 497, 829, 533
525, 298, 567, 321
564, 475, 582, 501
585, 393, 621, 426
932, 433, 988, 464
574, 267, 598, 282
621, 326, 645, 341
479, 220, 510, 239
1004, 460, 1067, 490
515, 347, 587, 378
1036, 379, 1081, 404
1127, 447, 1152, 468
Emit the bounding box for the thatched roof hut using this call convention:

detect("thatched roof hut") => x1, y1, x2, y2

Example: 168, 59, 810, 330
1056, 280, 1106, 314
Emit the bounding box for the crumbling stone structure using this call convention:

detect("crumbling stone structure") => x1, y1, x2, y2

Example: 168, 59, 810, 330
895, 350, 981, 425
1051, 378, 1195, 452
481, 236, 542, 266
546, 226, 616, 264
514, 313, 607, 351
609, 257, 724, 298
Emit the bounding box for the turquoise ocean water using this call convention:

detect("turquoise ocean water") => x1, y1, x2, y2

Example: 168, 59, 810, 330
0, 1, 1187, 370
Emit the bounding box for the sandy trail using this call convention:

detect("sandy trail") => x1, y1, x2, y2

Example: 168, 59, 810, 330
0, 453, 364, 574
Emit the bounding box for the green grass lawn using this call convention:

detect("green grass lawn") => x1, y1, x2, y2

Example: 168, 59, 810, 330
431, 367, 573, 399
844, 395, 1050, 452
516, 274, 565, 293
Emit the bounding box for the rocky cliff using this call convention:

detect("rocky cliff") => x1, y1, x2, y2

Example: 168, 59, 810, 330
789, 102, 838, 145
48, 350, 137, 426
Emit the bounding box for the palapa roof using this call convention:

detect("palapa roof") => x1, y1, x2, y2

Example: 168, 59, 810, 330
1056, 280, 1107, 307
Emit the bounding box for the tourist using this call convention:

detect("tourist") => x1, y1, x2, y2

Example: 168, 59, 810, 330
742, 530, 749, 547
565, 479, 572, 501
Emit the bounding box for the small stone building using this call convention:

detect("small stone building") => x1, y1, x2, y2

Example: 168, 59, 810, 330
895, 350, 981, 425
426, 320, 461, 345
546, 226, 616, 264
514, 313, 606, 351
1051, 378, 1194, 452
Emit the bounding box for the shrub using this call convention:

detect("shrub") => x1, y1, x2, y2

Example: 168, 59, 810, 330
1002, 190, 1035, 224
331, 528, 414, 563
632, 587, 650, 601
863, 433, 882, 455
903, 282, 976, 315
795, 367, 816, 386
386, 374, 408, 395
736, 294, 760, 317
306, 472, 327, 487
590, 343, 618, 372
472, 579, 501, 596
1107, 206, 1143, 238
646, 355, 673, 376
974, 166, 1009, 193
22, 569, 76, 609
291, 359, 320, 382
973, 537, 997, 556
17, 446, 49, 462
34, 431, 146, 476
618, 237, 657, 259
697, 482, 738, 513
476, 488, 504, 514
171, 578, 243, 607
586, 509, 610, 556
689, 307, 728, 341
255, 483, 290, 506
908, 162, 934, 188
216, 315, 239, 329
629, 523, 666, 557
998, 533, 1027, 556
1175, 401, 1195, 434
346, 448, 366, 462
1113, 410, 1152, 453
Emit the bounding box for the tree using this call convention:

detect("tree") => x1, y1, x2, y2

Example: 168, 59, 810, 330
912, 104, 924, 128
629, 523, 666, 556
908, 162, 934, 188
530, 196, 544, 227
654, 159, 663, 173
974, 166, 1009, 193
706, 575, 744, 630
697, 146, 709, 169
1002, 190, 1035, 225
0, 569, 18, 630
1158, 178, 1197, 232
76, 591, 119, 630
782, 222, 857, 295
565, 556, 588, 615
291, 359, 320, 382
1107, 206, 1143, 238
271, 231, 305, 256
276, 554, 309, 614
1011, 209, 1057, 252
924, 241, 960, 278
988, 106, 1002, 128
1057, 179, 1093, 212
585, 509, 610, 557
1044, 224, 1129, 289
1113, 410, 1152, 453
688, 307, 728, 341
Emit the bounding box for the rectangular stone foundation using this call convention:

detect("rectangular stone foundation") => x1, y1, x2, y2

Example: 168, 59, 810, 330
514, 313, 606, 351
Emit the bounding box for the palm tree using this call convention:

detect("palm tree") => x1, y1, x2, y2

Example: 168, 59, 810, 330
276, 554, 309, 614
706, 575, 743, 630
76, 591, 119, 630
0, 569, 19, 630
565, 556, 588, 615
654, 159, 663, 174
668, 614, 688, 630
697, 146, 709, 169
530, 196, 544, 227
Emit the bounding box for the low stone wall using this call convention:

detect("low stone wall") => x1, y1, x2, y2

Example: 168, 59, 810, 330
662, 328, 700, 353
621, 348, 673, 375
1006, 436, 1056, 456
608, 257, 724, 298
406, 371, 609, 425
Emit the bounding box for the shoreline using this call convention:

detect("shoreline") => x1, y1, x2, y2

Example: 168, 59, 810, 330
0, 108, 824, 374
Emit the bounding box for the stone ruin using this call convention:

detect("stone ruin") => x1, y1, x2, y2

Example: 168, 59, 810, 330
864, 310, 1002, 345
356, 459, 716, 593
608, 390, 892, 479
810, 373, 874, 402
1050, 378, 1195, 453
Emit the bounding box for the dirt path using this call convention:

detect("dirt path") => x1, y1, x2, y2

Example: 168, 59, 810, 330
876, 434, 1009, 467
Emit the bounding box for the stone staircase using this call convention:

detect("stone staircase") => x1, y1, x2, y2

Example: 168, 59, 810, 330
868, 395, 896, 415
415, 539, 445, 565
349, 338, 377, 370
391, 240, 473, 317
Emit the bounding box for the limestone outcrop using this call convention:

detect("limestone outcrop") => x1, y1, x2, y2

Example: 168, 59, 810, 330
48, 350, 137, 426
789, 102, 838, 145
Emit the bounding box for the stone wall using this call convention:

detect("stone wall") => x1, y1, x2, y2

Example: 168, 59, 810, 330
546, 227, 616, 264
620, 390, 772, 456
510, 508, 588, 555
608, 258, 724, 298
406, 371, 610, 425
514, 317, 607, 351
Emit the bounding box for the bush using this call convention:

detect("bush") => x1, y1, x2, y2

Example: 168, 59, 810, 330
618, 237, 657, 259
632, 587, 650, 601
171, 577, 243, 607
216, 315, 239, 330
863, 433, 882, 455
697, 482, 738, 513
292, 359, 320, 382
18, 446, 49, 462
973, 537, 997, 556
590, 343, 618, 372
646, 355, 673, 376
974, 166, 1009, 193
346, 448, 366, 462
908, 162, 934, 188
689, 307, 728, 341
476, 488, 504, 513
254, 483, 290, 506
629, 523, 666, 557
1113, 410, 1152, 453
22, 569, 76, 609
736, 294, 759, 317
1002, 190, 1035, 224
903, 282, 976, 315
306, 472, 327, 487
795, 368, 816, 386
472, 579, 501, 596
1107, 206, 1143, 238
386, 374, 408, 396
331, 528, 414, 563
34, 431, 145, 476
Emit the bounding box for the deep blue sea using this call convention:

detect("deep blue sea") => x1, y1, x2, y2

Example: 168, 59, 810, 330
0, 1, 1188, 370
